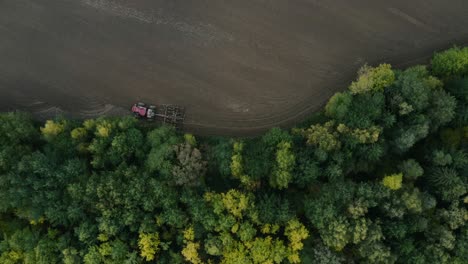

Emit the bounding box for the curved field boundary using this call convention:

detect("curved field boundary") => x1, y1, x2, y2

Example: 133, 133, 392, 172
1, 0, 468, 135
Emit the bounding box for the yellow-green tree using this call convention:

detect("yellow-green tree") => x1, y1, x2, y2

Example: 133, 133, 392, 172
270, 141, 295, 189
193, 190, 309, 263
296, 121, 341, 152
40, 120, 66, 141
138, 232, 161, 261
181, 226, 202, 264
349, 64, 395, 94
230, 142, 257, 188
382, 173, 403, 190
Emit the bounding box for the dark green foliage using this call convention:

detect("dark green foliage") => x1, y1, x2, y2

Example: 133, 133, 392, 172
146, 126, 180, 177
0, 112, 37, 174
445, 78, 468, 125
428, 167, 466, 202
0, 47, 467, 263
294, 148, 321, 187
341, 92, 385, 128
325, 92, 353, 120
398, 159, 423, 181
256, 193, 294, 225
429, 89, 457, 130
301, 241, 345, 264
205, 137, 233, 178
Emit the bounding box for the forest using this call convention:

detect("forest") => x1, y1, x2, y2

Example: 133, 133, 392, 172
0, 47, 467, 264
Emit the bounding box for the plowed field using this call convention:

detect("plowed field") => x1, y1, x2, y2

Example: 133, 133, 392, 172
1, 0, 468, 135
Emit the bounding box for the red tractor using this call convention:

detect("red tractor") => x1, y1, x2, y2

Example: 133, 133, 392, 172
131, 102, 156, 119
131, 102, 185, 126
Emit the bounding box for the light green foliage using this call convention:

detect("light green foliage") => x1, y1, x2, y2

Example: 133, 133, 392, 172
337, 124, 381, 144
181, 241, 202, 264
96, 120, 112, 138
205, 189, 251, 219
138, 232, 160, 261
200, 190, 309, 264
41, 120, 66, 140
438, 201, 467, 230
237, 222, 257, 242
431, 46, 468, 78
299, 121, 341, 151
349, 64, 395, 94
350, 218, 368, 244
230, 142, 257, 188
184, 133, 197, 146
285, 219, 309, 252
70, 127, 87, 140
62, 248, 80, 264
349, 126, 381, 144
270, 141, 295, 189
321, 217, 349, 251
230, 142, 244, 178
247, 236, 288, 264
325, 92, 353, 119
181, 227, 202, 264
348, 200, 368, 219
398, 101, 414, 115
382, 173, 403, 190
401, 189, 423, 214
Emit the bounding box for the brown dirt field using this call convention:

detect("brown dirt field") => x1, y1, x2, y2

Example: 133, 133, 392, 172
1, 0, 468, 136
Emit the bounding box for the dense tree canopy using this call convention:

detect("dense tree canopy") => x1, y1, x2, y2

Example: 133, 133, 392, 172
0, 47, 467, 263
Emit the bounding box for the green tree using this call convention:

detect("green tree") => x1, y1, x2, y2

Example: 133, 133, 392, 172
325, 92, 353, 120
270, 141, 295, 189
431, 46, 468, 78
382, 173, 403, 191
349, 64, 395, 94
138, 232, 161, 261
398, 159, 423, 181
146, 126, 180, 177
172, 142, 207, 187
297, 121, 341, 152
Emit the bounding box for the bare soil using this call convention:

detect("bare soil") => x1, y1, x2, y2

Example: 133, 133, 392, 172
1, 0, 468, 135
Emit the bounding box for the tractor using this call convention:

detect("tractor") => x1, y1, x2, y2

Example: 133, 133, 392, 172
131, 102, 185, 127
